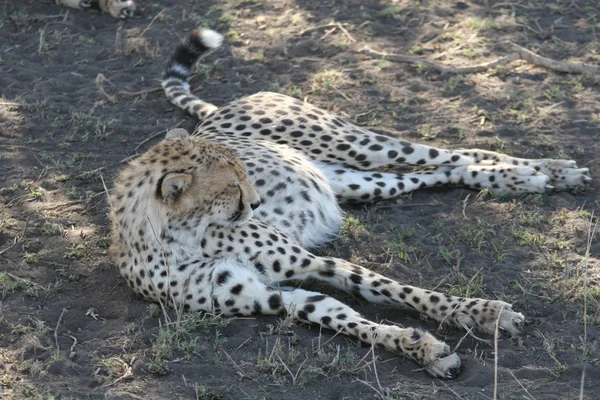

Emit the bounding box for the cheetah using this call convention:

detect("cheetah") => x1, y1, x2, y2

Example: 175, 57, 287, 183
55, 0, 135, 19
110, 29, 590, 378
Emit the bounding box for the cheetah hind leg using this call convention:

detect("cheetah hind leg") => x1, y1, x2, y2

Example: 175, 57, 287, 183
456, 149, 591, 191
206, 262, 461, 378
314, 162, 453, 203
314, 160, 559, 202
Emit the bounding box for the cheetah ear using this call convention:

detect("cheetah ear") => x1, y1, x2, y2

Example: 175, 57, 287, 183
166, 128, 189, 140
160, 173, 193, 203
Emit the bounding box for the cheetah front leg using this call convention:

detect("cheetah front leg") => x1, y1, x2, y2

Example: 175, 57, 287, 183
315, 258, 525, 336
216, 222, 525, 337
293, 256, 525, 336
202, 260, 461, 378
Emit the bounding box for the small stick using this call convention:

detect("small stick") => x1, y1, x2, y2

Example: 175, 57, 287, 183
4, 272, 48, 292
299, 23, 337, 36
38, 29, 45, 54
493, 305, 505, 400
96, 74, 117, 104
140, 8, 166, 37
54, 308, 68, 357
361, 46, 520, 76
509, 42, 600, 76
461, 193, 471, 219
336, 23, 356, 43
134, 121, 185, 151
319, 27, 337, 41
75, 166, 106, 179
119, 86, 163, 98
361, 43, 600, 77
508, 370, 537, 400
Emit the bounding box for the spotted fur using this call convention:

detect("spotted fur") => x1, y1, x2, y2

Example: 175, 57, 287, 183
55, 0, 135, 19
110, 29, 591, 378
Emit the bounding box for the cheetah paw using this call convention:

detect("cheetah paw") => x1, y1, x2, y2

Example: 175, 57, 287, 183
533, 159, 591, 191
79, 0, 92, 7
109, 0, 136, 19
458, 300, 525, 336
494, 305, 525, 336
424, 343, 461, 379
490, 158, 591, 192
450, 164, 551, 194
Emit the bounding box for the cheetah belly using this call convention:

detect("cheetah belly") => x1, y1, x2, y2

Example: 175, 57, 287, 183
195, 132, 341, 248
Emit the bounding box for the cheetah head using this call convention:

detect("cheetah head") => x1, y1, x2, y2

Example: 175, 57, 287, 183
105, 0, 136, 19
149, 129, 260, 229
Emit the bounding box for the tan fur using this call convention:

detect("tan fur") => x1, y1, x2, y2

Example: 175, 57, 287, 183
55, 0, 135, 19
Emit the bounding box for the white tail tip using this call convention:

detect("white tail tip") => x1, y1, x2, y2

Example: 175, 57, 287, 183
200, 29, 224, 49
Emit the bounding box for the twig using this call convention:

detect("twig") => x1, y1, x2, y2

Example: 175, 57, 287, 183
3, 272, 48, 292
75, 166, 106, 180
510, 43, 600, 76
440, 381, 466, 399
579, 365, 586, 400
66, 334, 78, 359
530, 101, 565, 126
299, 23, 337, 36
452, 324, 476, 353
0, 102, 24, 107
54, 308, 68, 357
118, 86, 163, 99
361, 46, 520, 76
336, 23, 356, 43
492, 2, 541, 9
102, 357, 135, 387
334, 88, 354, 103
134, 121, 185, 151
19, 14, 68, 22
459, 321, 492, 347
100, 174, 113, 208
361, 43, 600, 77
319, 27, 337, 41
38, 29, 45, 54
580, 213, 597, 400
0, 218, 31, 255
493, 305, 505, 400
75, 150, 145, 180
0, 241, 18, 256
140, 8, 166, 37
461, 193, 471, 219
508, 370, 537, 400
96, 74, 117, 104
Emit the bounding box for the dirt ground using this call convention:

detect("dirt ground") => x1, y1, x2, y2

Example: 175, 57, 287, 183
1, 0, 599, 399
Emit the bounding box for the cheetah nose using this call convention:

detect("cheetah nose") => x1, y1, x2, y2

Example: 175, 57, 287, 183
250, 200, 261, 210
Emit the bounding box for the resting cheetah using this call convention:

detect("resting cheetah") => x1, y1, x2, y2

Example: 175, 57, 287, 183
110, 29, 590, 378
55, 0, 135, 19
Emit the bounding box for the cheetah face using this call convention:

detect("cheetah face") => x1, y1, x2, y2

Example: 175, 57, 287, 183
159, 165, 260, 228
154, 136, 260, 229
206, 172, 261, 227
107, 0, 136, 19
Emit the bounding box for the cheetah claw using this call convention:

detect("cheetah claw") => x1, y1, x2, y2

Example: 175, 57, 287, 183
425, 343, 461, 378
79, 0, 92, 7
495, 306, 525, 336
528, 160, 591, 191
471, 302, 525, 336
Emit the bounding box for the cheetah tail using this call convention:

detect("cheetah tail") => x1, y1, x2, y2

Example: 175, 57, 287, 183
162, 29, 223, 120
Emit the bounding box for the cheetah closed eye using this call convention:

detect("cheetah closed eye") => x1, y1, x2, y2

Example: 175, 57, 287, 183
110, 28, 590, 378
